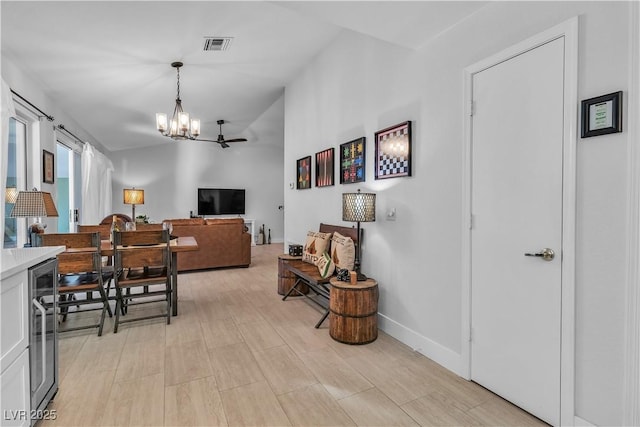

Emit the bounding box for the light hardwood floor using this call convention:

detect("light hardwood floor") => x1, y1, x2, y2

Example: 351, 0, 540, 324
40, 243, 547, 427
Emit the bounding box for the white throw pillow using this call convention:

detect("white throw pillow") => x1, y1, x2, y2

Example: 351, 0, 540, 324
330, 231, 355, 271
302, 231, 332, 265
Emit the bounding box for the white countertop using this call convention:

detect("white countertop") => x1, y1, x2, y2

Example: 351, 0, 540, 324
0, 246, 64, 279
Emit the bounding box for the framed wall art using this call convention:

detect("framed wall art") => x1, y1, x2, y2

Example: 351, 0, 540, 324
375, 121, 412, 180
315, 148, 335, 187
296, 155, 312, 189
339, 137, 366, 184
581, 91, 623, 138
43, 149, 55, 184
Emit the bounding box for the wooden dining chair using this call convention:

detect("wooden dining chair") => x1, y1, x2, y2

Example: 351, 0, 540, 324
77, 224, 111, 240
134, 223, 163, 231
112, 230, 171, 333
100, 213, 132, 229
38, 231, 100, 250
77, 224, 117, 305
36, 232, 111, 336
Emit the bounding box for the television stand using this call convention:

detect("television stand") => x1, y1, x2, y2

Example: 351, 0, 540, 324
244, 218, 256, 246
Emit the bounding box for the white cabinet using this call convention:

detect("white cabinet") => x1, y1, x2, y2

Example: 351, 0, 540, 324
1, 247, 64, 427
1, 270, 29, 372
1, 270, 30, 427
0, 350, 30, 426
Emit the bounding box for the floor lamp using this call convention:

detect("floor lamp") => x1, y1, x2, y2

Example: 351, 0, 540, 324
10, 189, 59, 247
342, 189, 376, 281
123, 188, 144, 220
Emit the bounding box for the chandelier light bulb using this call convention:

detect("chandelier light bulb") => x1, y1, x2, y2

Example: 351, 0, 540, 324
156, 113, 167, 133
191, 119, 201, 137
178, 112, 190, 132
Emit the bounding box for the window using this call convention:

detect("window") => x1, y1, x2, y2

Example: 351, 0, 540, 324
3, 117, 26, 248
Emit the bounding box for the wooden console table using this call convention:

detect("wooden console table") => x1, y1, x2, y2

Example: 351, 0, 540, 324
329, 277, 379, 345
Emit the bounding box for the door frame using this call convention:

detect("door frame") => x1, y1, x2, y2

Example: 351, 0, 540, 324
55, 131, 82, 233
461, 17, 578, 426
623, 2, 640, 424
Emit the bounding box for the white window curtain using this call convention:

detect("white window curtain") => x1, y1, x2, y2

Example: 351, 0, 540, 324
1, 79, 16, 238
81, 142, 113, 224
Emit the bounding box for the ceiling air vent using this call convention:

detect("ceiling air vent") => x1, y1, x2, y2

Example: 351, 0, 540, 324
203, 37, 233, 51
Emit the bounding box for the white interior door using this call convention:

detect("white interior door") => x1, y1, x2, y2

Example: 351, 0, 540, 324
470, 37, 565, 426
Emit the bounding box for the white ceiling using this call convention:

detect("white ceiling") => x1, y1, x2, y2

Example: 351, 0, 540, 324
1, 1, 488, 152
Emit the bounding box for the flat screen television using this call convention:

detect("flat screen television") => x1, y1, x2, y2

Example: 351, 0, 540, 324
197, 188, 246, 216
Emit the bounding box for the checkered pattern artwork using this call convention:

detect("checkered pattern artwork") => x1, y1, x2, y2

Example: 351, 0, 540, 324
340, 137, 366, 184
375, 121, 412, 179
296, 156, 312, 189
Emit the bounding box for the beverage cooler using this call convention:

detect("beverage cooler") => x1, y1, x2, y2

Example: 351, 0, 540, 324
28, 258, 58, 422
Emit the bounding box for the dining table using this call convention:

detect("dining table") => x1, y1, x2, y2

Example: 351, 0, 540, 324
98, 236, 198, 316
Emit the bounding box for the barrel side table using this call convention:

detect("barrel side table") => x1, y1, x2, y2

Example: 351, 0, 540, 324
277, 254, 308, 296
329, 277, 378, 344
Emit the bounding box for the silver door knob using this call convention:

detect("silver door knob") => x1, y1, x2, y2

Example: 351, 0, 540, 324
524, 248, 555, 261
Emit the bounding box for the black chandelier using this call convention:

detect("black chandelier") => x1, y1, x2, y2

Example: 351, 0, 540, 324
155, 62, 201, 140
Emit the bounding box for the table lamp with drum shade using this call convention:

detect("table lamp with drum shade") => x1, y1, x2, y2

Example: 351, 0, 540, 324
10, 189, 59, 247
123, 188, 144, 220
342, 189, 376, 281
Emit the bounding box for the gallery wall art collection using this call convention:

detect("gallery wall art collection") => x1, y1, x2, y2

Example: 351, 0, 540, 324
296, 121, 412, 190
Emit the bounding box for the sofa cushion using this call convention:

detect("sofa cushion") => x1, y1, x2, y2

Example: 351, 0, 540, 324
330, 231, 355, 271
316, 251, 336, 279
169, 218, 251, 271
205, 218, 244, 225
302, 231, 332, 265
165, 218, 205, 226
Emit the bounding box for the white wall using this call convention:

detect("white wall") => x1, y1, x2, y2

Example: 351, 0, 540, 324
110, 94, 285, 242
284, 2, 633, 425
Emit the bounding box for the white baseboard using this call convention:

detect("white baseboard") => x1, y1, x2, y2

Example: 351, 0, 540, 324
378, 316, 594, 424
574, 415, 596, 426
253, 238, 284, 245
378, 313, 463, 376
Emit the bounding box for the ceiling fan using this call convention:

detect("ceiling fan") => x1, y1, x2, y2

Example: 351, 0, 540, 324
198, 120, 248, 148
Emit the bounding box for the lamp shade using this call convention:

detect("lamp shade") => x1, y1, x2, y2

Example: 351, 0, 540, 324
10, 190, 59, 217
342, 190, 376, 223
123, 188, 144, 205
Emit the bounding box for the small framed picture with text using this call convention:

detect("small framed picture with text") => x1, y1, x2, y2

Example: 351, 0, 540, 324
581, 91, 623, 138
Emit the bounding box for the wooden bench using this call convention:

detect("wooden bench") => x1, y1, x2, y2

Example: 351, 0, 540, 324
282, 223, 359, 328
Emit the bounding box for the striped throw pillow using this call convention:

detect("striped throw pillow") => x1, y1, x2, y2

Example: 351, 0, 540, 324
316, 252, 336, 279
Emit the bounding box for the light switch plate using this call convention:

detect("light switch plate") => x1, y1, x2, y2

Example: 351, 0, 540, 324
387, 208, 396, 221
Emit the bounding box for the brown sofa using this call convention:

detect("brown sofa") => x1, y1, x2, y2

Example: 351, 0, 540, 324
165, 218, 251, 272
